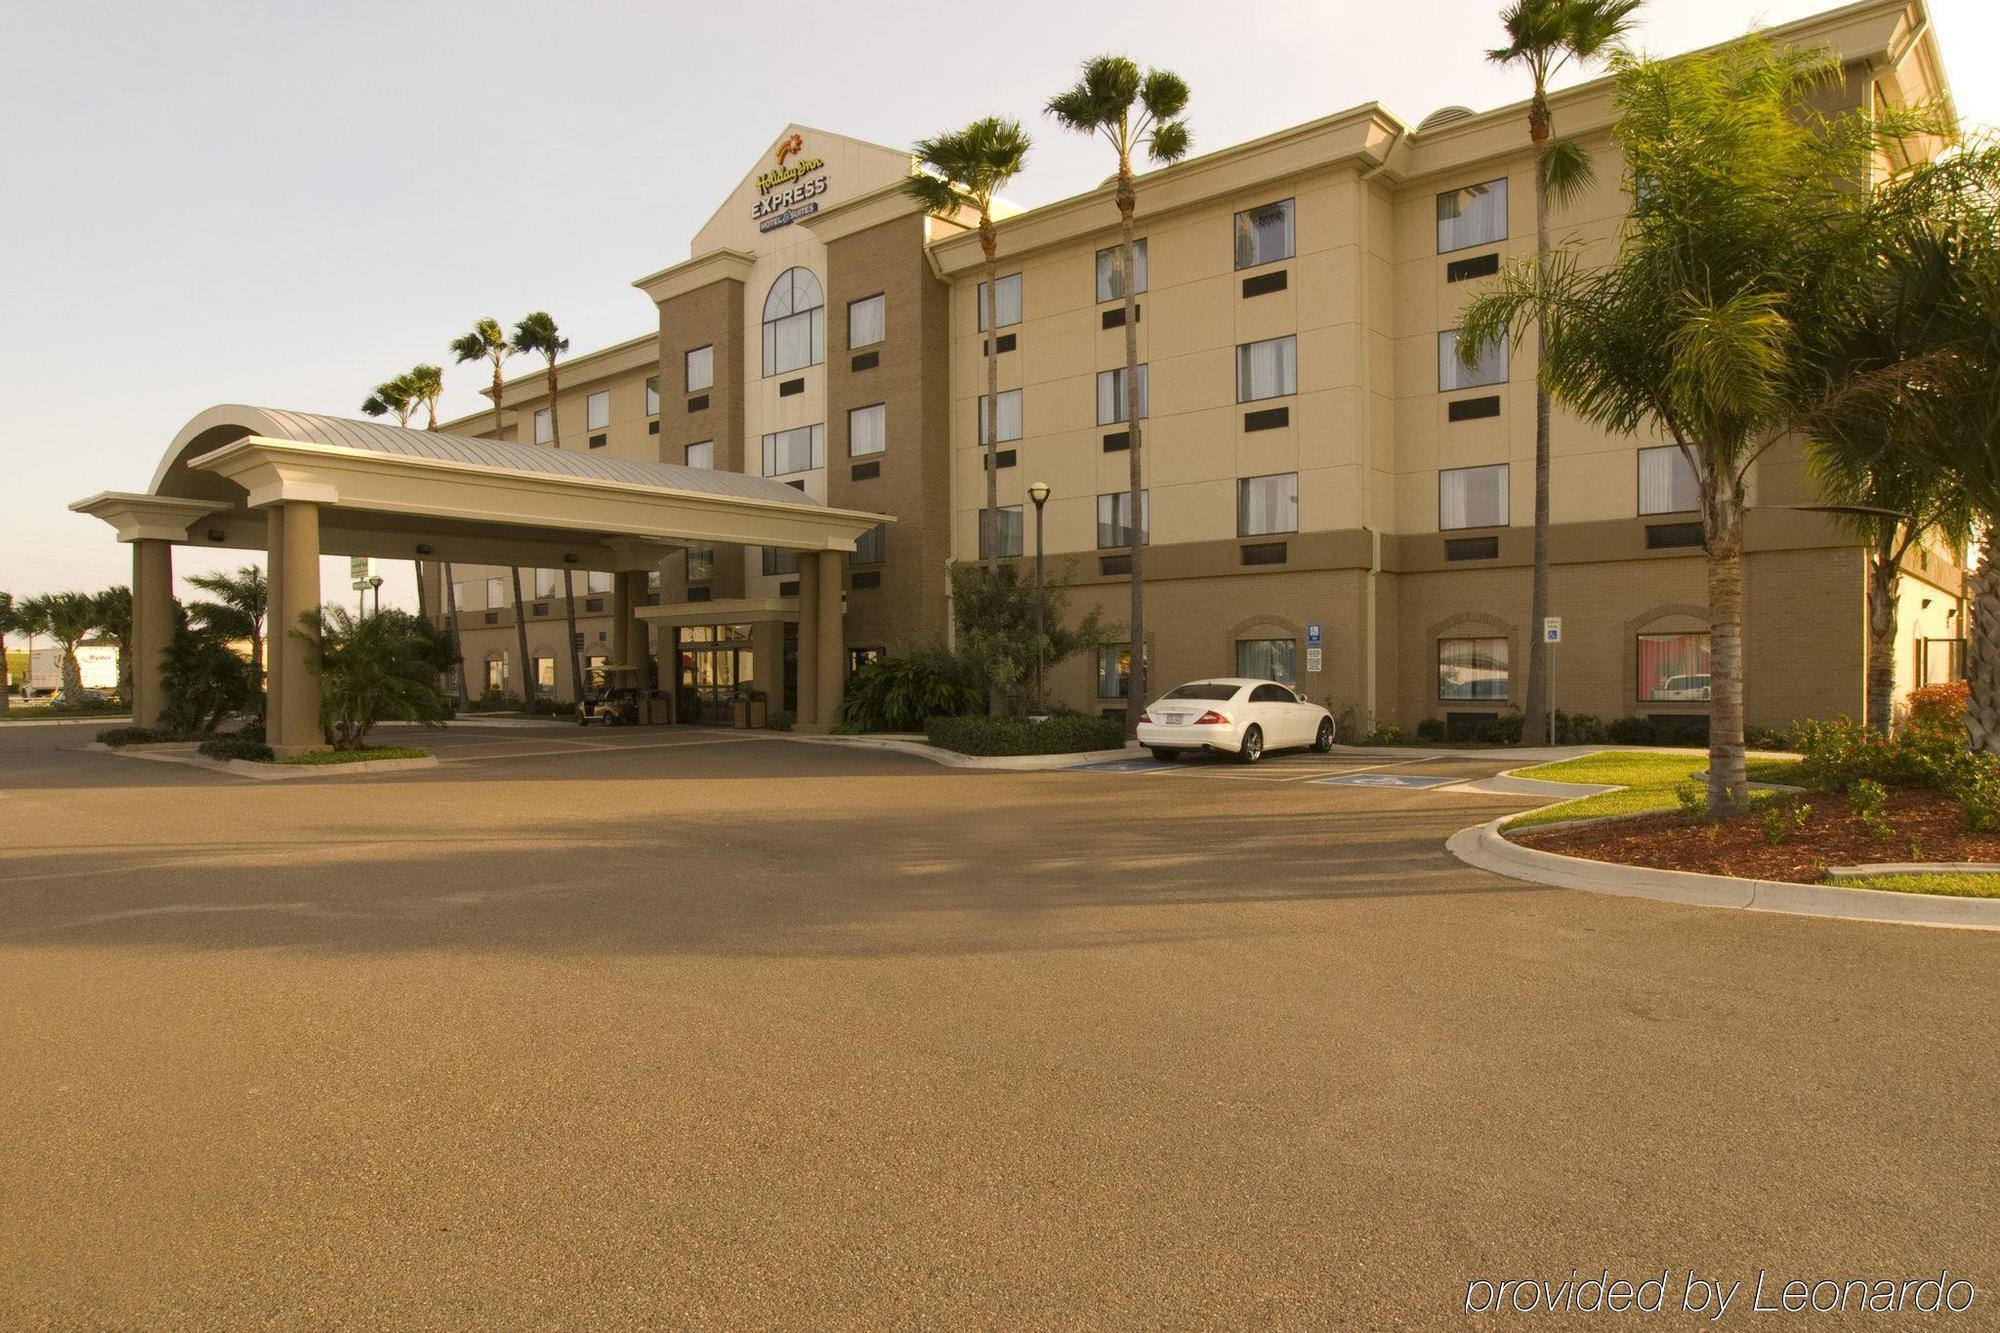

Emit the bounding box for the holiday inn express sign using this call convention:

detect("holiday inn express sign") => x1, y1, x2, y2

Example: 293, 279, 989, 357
753, 132, 827, 232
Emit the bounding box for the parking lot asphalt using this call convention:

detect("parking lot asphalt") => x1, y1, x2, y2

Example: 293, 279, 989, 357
2, 720, 1996, 1328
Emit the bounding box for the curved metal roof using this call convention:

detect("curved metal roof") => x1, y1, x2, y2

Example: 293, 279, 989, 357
153, 404, 823, 509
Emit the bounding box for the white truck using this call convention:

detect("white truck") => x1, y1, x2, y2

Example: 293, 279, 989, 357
26, 643, 120, 696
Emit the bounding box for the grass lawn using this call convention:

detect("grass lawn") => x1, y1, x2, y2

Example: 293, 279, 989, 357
1826, 872, 2000, 899
278, 745, 430, 766
1504, 750, 1804, 830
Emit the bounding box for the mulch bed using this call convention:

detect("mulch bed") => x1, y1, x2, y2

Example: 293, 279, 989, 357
1515, 786, 2000, 883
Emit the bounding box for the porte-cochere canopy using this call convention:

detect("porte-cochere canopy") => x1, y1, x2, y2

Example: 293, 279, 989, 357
76, 404, 885, 572
71, 405, 892, 754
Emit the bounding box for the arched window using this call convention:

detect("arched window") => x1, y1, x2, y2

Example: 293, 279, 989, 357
762, 267, 824, 376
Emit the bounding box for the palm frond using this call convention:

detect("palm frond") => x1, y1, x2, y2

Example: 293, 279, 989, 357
1538, 135, 1597, 209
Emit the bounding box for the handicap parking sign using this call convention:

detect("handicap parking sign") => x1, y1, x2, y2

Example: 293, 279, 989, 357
1306, 622, 1322, 647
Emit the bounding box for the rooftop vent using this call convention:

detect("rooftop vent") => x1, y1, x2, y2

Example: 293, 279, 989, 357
1418, 106, 1475, 131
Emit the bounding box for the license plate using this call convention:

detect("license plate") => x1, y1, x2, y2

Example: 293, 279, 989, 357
1158, 713, 1189, 725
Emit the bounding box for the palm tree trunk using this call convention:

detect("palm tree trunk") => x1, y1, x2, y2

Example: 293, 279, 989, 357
1119, 169, 1145, 737
0, 631, 9, 715
442, 561, 469, 707
1866, 549, 1900, 736
491, 356, 506, 439
60, 645, 82, 698
981, 226, 1000, 576
1705, 485, 1750, 815
562, 569, 583, 703
414, 560, 431, 623
510, 567, 534, 707
1965, 529, 2000, 754
1521, 93, 1553, 747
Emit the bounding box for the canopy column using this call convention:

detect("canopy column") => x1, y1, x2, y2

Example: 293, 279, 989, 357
270, 501, 326, 757
130, 539, 174, 729
616, 572, 649, 686
264, 507, 286, 729
795, 556, 820, 729
813, 551, 843, 729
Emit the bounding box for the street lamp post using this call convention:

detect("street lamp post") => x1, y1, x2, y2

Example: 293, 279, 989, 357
1028, 481, 1051, 715
369, 575, 383, 616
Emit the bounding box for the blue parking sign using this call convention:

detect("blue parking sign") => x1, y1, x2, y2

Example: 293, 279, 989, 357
1306, 622, 1322, 647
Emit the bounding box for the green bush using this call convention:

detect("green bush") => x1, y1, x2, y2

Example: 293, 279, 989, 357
926, 713, 1125, 756
1606, 715, 1711, 746
1370, 723, 1404, 745
1792, 716, 2000, 834
1474, 712, 1525, 745
1415, 718, 1445, 743
1553, 711, 1608, 744
767, 709, 795, 732
1761, 798, 1812, 845
279, 745, 427, 766
96, 726, 197, 747
840, 643, 981, 733
198, 733, 274, 763
311, 607, 456, 748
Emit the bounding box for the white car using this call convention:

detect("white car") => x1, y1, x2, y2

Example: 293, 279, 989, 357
1136, 677, 1336, 764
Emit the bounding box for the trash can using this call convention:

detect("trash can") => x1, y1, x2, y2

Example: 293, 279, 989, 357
747, 691, 768, 729
731, 697, 751, 729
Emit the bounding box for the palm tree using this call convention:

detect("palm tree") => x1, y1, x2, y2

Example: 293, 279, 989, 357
186, 565, 269, 698
408, 363, 444, 429
0, 591, 20, 713
38, 592, 100, 698
360, 373, 420, 427
1487, 0, 1642, 746
93, 586, 134, 698
15, 595, 49, 697
309, 606, 456, 749
1458, 40, 1952, 813
451, 317, 513, 438
511, 312, 576, 701
901, 117, 1032, 577
440, 561, 470, 708
1048, 57, 1191, 734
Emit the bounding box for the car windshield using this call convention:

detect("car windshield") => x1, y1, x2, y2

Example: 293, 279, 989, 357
1162, 683, 1240, 701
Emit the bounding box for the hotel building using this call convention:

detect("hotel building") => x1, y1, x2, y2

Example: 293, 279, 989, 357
122, 0, 1963, 741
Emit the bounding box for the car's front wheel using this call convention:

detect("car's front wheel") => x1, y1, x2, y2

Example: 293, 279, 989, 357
1313, 718, 1335, 753
1236, 725, 1264, 765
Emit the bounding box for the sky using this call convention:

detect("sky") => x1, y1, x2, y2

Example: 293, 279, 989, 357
2, 0, 1993, 612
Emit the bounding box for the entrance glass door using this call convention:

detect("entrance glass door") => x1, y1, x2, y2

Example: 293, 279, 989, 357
676, 624, 756, 725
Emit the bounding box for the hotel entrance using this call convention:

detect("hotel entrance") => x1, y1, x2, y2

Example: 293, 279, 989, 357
677, 624, 754, 725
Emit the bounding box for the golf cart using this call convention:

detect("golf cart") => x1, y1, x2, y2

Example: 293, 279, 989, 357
577, 664, 645, 726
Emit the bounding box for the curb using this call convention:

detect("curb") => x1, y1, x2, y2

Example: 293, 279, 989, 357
780, 733, 1140, 771
1827, 862, 2000, 878
94, 743, 439, 780
1448, 816, 2000, 930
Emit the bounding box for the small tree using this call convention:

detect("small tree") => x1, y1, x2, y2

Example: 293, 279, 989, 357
38, 592, 99, 697
309, 606, 456, 749
186, 565, 269, 701
159, 617, 254, 734
950, 560, 1114, 713
360, 373, 420, 427
93, 586, 134, 697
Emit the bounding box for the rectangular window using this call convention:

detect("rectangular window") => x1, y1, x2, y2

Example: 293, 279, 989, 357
453, 581, 475, 611
532, 656, 556, 696
1638, 633, 1713, 702
534, 567, 559, 598
1236, 638, 1297, 686
1438, 329, 1508, 391
586, 570, 612, 594
533, 408, 553, 445
848, 294, 885, 349
686, 545, 714, 581
1097, 644, 1133, 698
1437, 178, 1508, 252
1095, 239, 1148, 302
762, 423, 824, 476
1237, 336, 1297, 402
646, 569, 661, 594
1095, 365, 1149, 425
978, 505, 1024, 559
1096, 490, 1149, 548
976, 389, 1023, 444
762, 547, 800, 577
485, 657, 507, 691
1639, 445, 1702, 515
853, 522, 887, 565
485, 577, 505, 607
685, 440, 713, 469
763, 309, 823, 377
587, 390, 610, 430
976, 273, 1022, 330
686, 345, 714, 393
645, 376, 660, 416
1439, 464, 1510, 530
1237, 472, 1299, 536
1439, 636, 1509, 700
849, 403, 886, 456
1234, 198, 1295, 269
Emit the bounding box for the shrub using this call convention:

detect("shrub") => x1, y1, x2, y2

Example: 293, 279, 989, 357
926, 713, 1125, 756
1793, 715, 2000, 834
1553, 711, 1607, 744
949, 561, 1113, 710
1907, 682, 1969, 726
1605, 715, 1711, 746
1675, 780, 1707, 819
767, 709, 795, 732
1743, 725, 1794, 751
840, 643, 981, 733
96, 726, 196, 747
198, 733, 274, 763
1761, 799, 1812, 845
310, 607, 456, 748
159, 624, 254, 734
1370, 723, 1404, 745
1848, 779, 1891, 842
1473, 712, 1524, 745
1414, 718, 1445, 744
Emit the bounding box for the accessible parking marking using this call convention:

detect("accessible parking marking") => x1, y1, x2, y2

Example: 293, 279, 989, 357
1313, 772, 1459, 790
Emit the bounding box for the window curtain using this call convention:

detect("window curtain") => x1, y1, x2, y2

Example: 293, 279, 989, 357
1440, 466, 1507, 530
1637, 633, 1711, 700
978, 275, 1021, 329
1236, 638, 1297, 685
1439, 636, 1508, 700
979, 391, 1022, 443
1097, 366, 1147, 424
1238, 474, 1297, 536
1437, 179, 1507, 251
1639, 446, 1701, 514
850, 405, 885, 455
1238, 338, 1296, 401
